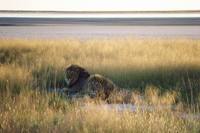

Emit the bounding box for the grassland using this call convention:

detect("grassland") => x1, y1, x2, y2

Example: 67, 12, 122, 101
0, 38, 200, 132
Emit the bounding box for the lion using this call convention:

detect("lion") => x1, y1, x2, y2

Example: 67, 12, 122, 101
64, 64, 117, 100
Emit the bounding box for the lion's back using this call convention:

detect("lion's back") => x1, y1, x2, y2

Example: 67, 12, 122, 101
84, 74, 116, 99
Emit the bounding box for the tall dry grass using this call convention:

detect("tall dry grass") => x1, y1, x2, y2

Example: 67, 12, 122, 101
0, 38, 200, 132
0, 88, 200, 133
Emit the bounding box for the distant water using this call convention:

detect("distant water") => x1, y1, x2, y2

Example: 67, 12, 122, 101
0, 17, 200, 39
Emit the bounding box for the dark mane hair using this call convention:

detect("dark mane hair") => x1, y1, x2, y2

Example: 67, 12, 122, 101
65, 64, 90, 87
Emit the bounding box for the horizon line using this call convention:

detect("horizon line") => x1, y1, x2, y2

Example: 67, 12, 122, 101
1, 10, 200, 14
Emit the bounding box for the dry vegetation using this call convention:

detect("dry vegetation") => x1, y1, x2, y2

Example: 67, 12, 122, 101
0, 38, 200, 132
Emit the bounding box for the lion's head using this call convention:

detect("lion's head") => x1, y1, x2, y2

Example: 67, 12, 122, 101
65, 64, 90, 87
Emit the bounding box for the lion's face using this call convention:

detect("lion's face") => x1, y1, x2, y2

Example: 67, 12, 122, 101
65, 64, 90, 88
65, 65, 80, 87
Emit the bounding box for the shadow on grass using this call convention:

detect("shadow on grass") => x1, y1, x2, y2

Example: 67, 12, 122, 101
5, 64, 198, 104
93, 66, 200, 104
